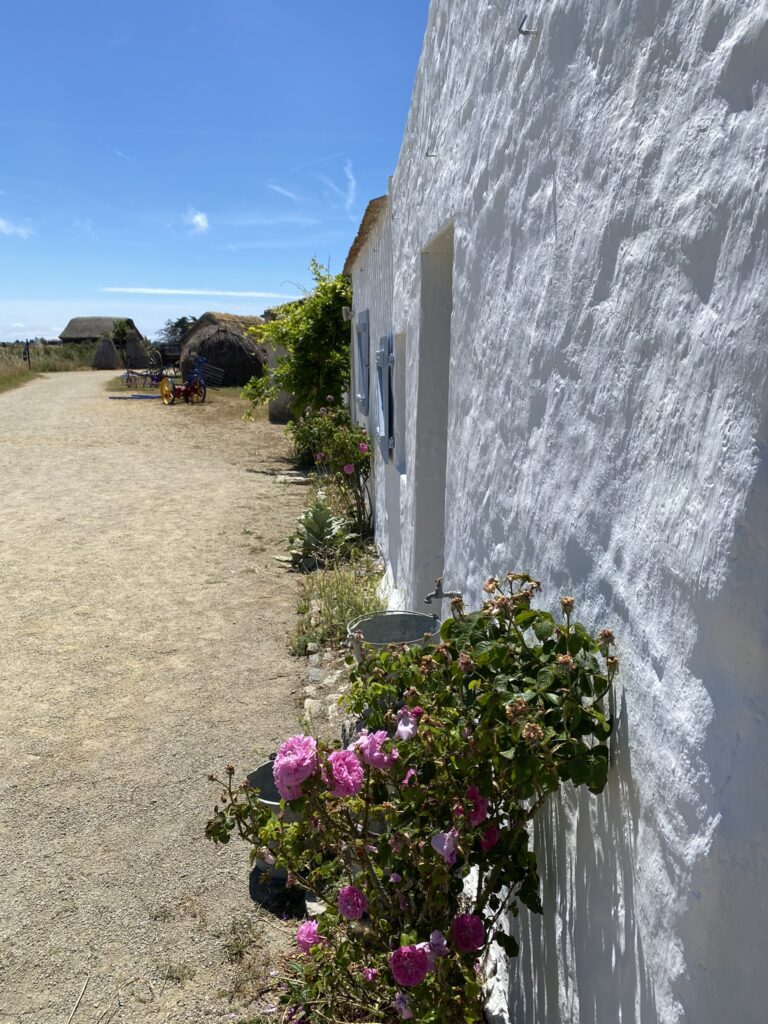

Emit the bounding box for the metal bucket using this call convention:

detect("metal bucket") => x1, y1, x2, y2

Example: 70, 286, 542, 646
347, 610, 441, 662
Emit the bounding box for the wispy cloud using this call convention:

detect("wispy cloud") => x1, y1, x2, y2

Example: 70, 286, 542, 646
343, 160, 357, 219
225, 233, 347, 252
318, 174, 347, 201
267, 183, 300, 202
71, 217, 95, 234
289, 152, 345, 173
112, 148, 136, 165
0, 216, 32, 239
317, 161, 356, 220
184, 207, 209, 234
220, 212, 321, 228
101, 287, 301, 299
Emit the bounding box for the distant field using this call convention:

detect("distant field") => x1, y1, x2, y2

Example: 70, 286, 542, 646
0, 342, 97, 394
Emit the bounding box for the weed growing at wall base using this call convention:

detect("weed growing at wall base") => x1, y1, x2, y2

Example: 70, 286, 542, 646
207, 574, 617, 1022
291, 559, 386, 654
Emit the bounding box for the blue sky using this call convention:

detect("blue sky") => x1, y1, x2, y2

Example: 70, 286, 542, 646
0, 0, 430, 341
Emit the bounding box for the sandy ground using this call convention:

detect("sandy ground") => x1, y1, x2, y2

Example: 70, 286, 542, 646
0, 373, 309, 1023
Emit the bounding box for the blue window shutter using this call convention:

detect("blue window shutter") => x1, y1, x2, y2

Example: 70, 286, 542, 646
376, 335, 395, 458
355, 310, 370, 415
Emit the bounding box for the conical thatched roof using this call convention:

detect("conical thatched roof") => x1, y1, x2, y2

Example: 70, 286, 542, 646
180, 323, 266, 387
92, 335, 122, 370
124, 329, 148, 368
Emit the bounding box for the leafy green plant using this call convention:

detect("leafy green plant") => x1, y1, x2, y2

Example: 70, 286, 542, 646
207, 574, 617, 1022
289, 403, 373, 538
243, 260, 352, 415
288, 496, 355, 572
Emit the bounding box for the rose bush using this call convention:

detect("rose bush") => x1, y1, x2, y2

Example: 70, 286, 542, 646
287, 403, 372, 538
206, 573, 617, 1022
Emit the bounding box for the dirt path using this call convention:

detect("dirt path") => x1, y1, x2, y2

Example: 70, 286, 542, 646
0, 373, 308, 1023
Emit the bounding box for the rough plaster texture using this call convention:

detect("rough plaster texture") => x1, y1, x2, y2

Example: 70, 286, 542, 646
349, 1, 768, 1020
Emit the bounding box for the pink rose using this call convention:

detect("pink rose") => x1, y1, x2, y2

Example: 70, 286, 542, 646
395, 707, 421, 741
458, 651, 474, 673
325, 749, 364, 797
273, 735, 318, 801
296, 920, 324, 953
362, 967, 379, 982
358, 442, 369, 453
401, 768, 417, 787
343, 463, 355, 475
415, 940, 436, 968
450, 914, 485, 953
352, 729, 398, 770
338, 885, 367, 920
480, 825, 500, 851
431, 829, 459, 866
465, 785, 489, 827
389, 945, 431, 987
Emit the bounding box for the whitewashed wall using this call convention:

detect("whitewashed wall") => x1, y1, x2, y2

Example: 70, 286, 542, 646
349, 1, 768, 1021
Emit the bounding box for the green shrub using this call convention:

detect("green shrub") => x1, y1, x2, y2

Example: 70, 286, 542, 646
243, 260, 352, 415
289, 404, 372, 538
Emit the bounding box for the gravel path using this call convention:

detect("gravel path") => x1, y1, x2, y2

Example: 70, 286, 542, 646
0, 373, 308, 1023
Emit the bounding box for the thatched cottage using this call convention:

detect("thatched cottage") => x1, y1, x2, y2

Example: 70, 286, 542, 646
179, 311, 265, 387
59, 317, 142, 343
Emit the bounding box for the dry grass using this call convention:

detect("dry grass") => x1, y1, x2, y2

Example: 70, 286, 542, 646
292, 557, 387, 654
217, 914, 292, 1011
0, 342, 97, 395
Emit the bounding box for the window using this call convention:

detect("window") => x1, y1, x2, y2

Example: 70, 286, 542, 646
375, 334, 395, 458
355, 310, 370, 415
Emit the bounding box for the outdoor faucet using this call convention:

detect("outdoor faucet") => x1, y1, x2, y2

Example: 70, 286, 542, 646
424, 577, 463, 605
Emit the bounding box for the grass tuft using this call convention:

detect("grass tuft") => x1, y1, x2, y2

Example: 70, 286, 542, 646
291, 558, 386, 654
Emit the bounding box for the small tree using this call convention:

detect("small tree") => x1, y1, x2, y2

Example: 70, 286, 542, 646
111, 319, 129, 346
110, 319, 130, 363
243, 260, 352, 415
156, 316, 198, 348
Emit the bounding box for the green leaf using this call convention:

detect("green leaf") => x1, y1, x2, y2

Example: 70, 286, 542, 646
493, 931, 520, 957
533, 617, 555, 641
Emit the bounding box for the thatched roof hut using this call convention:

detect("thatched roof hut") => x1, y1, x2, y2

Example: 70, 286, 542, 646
60, 317, 141, 342
92, 335, 122, 370
124, 329, 148, 368
187, 311, 265, 335
180, 312, 267, 387
180, 323, 266, 387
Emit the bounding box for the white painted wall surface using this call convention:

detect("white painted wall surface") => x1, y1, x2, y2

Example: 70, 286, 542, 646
349, 1, 768, 1020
